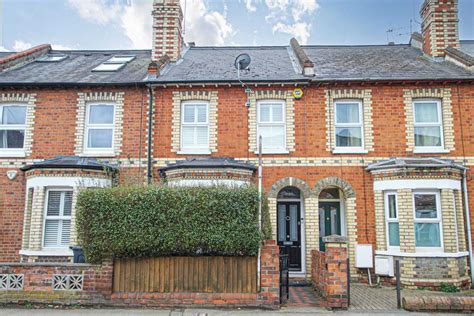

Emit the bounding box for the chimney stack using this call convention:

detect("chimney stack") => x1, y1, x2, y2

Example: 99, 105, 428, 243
420, 0, 459, 58
152, 0, 183, 62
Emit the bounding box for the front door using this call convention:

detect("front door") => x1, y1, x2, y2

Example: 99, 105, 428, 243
319, 201, 341, 251
277, 202, 301, 271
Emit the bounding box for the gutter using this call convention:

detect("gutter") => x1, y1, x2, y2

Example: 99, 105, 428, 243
147, 85, 154, 184
462, 169, 474, 287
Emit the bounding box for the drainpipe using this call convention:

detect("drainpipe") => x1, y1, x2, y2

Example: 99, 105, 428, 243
147, 85, 154, 185
257, 135, 263, 289
462, 169, 474, 287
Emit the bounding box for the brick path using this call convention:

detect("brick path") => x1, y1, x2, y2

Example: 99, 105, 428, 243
286, 286, 321, 307
350, 284, 399, 311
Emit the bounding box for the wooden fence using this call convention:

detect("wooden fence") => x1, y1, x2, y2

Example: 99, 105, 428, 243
113, 256, 258, 293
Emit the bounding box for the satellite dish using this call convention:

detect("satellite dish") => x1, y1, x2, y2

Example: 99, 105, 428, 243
234, 53, 251, 70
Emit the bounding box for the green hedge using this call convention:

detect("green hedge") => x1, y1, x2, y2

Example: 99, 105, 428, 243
76, 185, 271, 263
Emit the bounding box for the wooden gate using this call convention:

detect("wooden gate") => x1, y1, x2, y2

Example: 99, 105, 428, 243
113, 256, 258, 293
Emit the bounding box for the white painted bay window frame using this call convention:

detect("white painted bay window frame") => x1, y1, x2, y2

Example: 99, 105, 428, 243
180, 100, 210, 154
413, 99, 445, 153
256, 100, 287, 154
42, 188, 73, 249
384, 191, 400, 252
412, 190, 444, 253
84, 103, 116, 155
0, 104, 27, 157
333, 99, 366, 154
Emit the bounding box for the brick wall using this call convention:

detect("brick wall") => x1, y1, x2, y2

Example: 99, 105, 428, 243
311, 236, 349, 310
0, 261, 113, 305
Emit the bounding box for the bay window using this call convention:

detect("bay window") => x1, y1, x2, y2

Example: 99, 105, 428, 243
43, 190, 73, 248
85, 103, 115, 153
413, 191, 442, 250
384, 191, 400, 249
334, 100, 363, 149
0, 104, 27, 151
181, 101, 209, 152
257, 100, 286, 152
413, 100, 443, 150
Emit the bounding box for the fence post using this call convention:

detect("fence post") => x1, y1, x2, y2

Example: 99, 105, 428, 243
396, 259, 401, 309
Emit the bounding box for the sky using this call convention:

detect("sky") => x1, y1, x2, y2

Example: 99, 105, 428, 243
0, 0, 472, 52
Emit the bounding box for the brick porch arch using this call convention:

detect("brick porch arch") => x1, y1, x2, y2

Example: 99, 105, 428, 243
268, 177, 312, 199
313, 177, 358, 277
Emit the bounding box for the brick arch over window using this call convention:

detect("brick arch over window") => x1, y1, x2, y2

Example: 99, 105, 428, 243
313, 177, 356, 199
268, 177, 312, 199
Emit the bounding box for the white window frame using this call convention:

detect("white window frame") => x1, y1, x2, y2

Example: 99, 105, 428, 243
0, 104, 27, 157
412, 190, 444, 253
413, 99, 445, 153
84, 102, 116, 155
256, 100, 287, 154
42, 188, 73, 249
333, 99, 366, 153
384, 191, 400, 252
179, 100, 210, 154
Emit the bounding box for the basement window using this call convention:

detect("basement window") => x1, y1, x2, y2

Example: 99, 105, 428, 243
92, 55, 135, 72
37, 54, 68, 62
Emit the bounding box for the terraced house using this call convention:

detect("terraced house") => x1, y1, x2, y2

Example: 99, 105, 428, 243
1, 0, 474, 294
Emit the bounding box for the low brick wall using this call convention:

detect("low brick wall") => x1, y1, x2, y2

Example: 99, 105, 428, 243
403, 296, 474, 313
0, 261, 113, 305
311, 235, 348, 310
0, 241, 281, 309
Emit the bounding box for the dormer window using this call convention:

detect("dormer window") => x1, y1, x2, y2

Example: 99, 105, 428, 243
92, 55, 136, 72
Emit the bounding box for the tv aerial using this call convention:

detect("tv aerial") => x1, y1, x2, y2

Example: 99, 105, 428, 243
234, 53, 252, 107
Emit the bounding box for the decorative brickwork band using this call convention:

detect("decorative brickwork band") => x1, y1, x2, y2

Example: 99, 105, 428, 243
171, 91, 218, 153
325, 89, 374, 152
0, 93, 37, 157
74, 92, 125, 157
248, 90, 296, 153
403, 88, 455, 152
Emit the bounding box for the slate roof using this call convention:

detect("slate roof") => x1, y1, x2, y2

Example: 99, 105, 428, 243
160, 157, 256, 172
0, 43, 474, 86
0, 50, 151, 86
155, 46, 303, 83
366, 157, 466, 171
21, 156, 118, 171
304, 44, 474, 81
460, 40, 474, 57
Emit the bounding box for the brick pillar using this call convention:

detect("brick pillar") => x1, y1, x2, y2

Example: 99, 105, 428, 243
323, 235, 348, 310
152, 0, 183, 62
259, 240, 280, 309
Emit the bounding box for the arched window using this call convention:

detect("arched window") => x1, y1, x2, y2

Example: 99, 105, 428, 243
277, 186, 301, 199
319, 188, 340, 200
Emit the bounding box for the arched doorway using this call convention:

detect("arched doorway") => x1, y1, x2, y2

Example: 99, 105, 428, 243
318, 187, 346, 251
277, 186, 303, 272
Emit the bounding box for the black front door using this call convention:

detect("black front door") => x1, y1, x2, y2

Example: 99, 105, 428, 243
277, 202, 301, 271
319, 201, 341, 251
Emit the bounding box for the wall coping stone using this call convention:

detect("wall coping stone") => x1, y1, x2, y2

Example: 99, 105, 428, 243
323, 235, 348, 244
0, 262, 101, 268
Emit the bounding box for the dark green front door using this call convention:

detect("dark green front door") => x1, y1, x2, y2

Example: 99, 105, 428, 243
319, 201, 341, 251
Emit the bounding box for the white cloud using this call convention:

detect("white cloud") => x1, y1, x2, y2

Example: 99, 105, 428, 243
67, 0, 122, 25
52, 44, 73, 50
180, 0, 234, 46
0, 46, 10, 52
243, 0, 258, 12
265, 0, 318, 22
67, 0, 234, 48
272, 22, 311, 44
13, 40, 33, 51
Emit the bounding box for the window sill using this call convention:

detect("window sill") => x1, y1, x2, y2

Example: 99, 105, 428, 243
413, 148, 450, 154
253, 150, 290, 155
19, 249, 73, 257
177, 149, 211, 155
332, 148, 368, 154
375, 250, 468, 258
79, 152, 116, 158
0, 151, 26, 158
